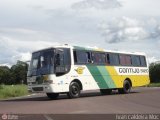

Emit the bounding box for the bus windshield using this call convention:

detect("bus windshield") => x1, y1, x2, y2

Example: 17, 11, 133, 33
27, 48, 55, 77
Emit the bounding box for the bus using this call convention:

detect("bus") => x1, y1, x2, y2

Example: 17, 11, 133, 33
27, 45, 150, 99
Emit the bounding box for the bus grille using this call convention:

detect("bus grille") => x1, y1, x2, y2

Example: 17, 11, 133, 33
32, 87, 43, 91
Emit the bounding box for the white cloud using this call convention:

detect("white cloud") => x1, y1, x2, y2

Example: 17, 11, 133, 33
19, 52, 32, 62
71, 0, 121, 10
158, 40, 160, 45
0, 38, 18, 65
0, 34, 60, 65
0, 0, 160, 66
98, 16, 160, 43
148, 56, 159, 64
1, 28, 38, 34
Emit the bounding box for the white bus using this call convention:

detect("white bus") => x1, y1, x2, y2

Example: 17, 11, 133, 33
27, 45, 150, 99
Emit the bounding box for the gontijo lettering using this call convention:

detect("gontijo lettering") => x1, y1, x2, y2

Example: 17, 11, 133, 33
119, 68, 140, 73
119, 68, 149, 74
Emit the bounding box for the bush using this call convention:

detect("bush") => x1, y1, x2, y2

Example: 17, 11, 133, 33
148, 83, 160, 87
149, 63, 160, 83
0, 85, 28, 99
0, 84, 4, 89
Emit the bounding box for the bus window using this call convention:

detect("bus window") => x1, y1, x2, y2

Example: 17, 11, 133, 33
92, 52, 105, 64
119, 54, 131, 66
140, 56, 147, 67
74, 51, 91, 64
131, 55, 141, 66
125, 55, 131, 65
55, 48, 71, 74
109, 53, 120, 66
119, 54, 126, 65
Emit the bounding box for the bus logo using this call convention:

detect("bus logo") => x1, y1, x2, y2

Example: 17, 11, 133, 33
75, 67, 85, 74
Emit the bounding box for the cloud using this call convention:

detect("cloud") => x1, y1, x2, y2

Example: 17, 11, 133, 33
148, 56, 159, 64
0, 0, 160, 66
98, 16, 160, 43
0, 27, 63, 43
0, 34, 60, 66
0, 37, 18, 65
71, 0, 121, 10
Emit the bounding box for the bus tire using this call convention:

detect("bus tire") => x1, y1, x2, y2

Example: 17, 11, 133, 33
46, 93, 59, 100
118, 80, 131, 94
100, 89, 112, 95
67, 82, 81, 99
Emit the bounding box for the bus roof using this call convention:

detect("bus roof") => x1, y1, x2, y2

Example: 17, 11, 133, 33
72, 45, 146, 56
32, 44, 146, 56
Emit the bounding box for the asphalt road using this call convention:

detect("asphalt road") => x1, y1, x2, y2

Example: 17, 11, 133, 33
0, 87, 160, 114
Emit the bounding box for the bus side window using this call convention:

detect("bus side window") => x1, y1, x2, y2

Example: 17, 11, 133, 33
92, 52, 105, 64
55, 53, 64, 66
140, 56, 147, 67
74, 50, 91, 64
131, 55, 141, 66
119, 54, 131, 66
109, 53, 120, 66
125, 55, 132, 66
55, 48, 71, 75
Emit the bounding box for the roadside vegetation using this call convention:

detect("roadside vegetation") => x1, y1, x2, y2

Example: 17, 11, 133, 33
149, 63, 160, 83
0, 61, 28, 85
0, 84, 28, 99
0, 61, 29, 99
148, 63, 160, 87
148, 83, 160, 87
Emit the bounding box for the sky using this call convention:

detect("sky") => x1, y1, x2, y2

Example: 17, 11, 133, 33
0, 0, 160, 66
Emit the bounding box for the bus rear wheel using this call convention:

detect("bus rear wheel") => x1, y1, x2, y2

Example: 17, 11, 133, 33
118, 80, 131, 94
100, 89, 112, 95
67, 82, 81, 99
46, 93, 59, 100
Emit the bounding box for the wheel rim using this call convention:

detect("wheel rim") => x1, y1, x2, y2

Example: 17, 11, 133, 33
125, 83, 130, 92
71, 85, 79, 96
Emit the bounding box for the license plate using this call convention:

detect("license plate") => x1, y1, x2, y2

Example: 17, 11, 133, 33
28, 77, 36, 82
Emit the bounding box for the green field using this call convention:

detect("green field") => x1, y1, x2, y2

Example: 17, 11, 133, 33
0, 85, 29, 99
148, 83, 160, 87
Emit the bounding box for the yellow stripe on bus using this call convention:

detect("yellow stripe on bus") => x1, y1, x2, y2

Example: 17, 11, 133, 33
105, 66, 150, 88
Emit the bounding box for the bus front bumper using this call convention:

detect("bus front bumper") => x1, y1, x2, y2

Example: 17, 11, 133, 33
28, 84, 56, 93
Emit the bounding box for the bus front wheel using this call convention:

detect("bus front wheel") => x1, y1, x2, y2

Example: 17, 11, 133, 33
67, 82, 81, 99
46, 93, 59, 100
118, 80, 131, 94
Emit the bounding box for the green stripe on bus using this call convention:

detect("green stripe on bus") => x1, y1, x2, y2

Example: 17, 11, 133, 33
73, 46, 94, 51
97, 66, 116, 88
87, 65, 116, 89
87, 65, 109, 89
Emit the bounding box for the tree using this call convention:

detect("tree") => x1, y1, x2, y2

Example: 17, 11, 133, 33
10, 61, 28, 84
0, 66, 13, 84
149, 63, 160, 83
0, 61, 28, 85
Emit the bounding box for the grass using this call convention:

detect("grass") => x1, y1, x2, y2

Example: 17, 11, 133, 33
0, 84, 29, 99
148, 83, 160, 87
